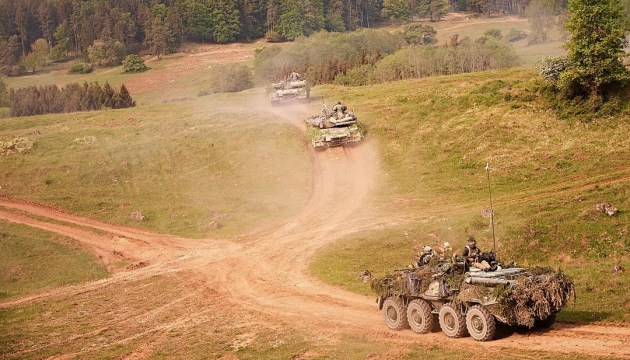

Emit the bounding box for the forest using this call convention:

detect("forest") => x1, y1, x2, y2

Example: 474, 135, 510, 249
0, 0, 573, 76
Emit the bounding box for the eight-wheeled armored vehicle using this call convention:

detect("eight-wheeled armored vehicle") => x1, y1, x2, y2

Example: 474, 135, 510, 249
371, 257, 574, 341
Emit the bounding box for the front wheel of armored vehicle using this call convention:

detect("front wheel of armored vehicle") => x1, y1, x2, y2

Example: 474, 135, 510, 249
438, 303, 467, 338
535, 313, 557, 329
465, 305, 496, 341
407, 299, 433, 334
382, 297, 408, 330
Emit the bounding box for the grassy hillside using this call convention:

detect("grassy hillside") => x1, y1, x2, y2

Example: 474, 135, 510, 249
311, 67, 630, 322
0, 222, 107, 300
0, 92, 312, 237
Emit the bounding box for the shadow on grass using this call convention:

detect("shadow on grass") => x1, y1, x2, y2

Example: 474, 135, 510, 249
557, 310, 613, 323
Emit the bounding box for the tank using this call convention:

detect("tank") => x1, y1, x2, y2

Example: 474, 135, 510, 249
269, 78, 310, 105
305, 105, 364, 148
370, 256, 575, 341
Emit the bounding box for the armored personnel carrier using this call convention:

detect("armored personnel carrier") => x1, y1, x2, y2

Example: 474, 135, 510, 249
269, 77, 310, 105
371, 257, 575, 341
305, 105, 364, 148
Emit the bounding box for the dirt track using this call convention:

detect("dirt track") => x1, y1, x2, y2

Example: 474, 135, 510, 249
1, 108, 629, 359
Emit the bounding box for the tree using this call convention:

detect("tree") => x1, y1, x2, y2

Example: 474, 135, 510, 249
122, 54, 148, 73
276, 0, 306, 40
381, 0, 411, 23
526, 0, 560, 44
146, 17, 167, 58
87, 39, 126, 67
325, 0, 345, 31
50, 22, 71, 62
560, 0, 629, 97
418, 0, 449, 21
0, 77, 9, 107
22, 38, 50, 72
402, 23, 437, 45
210, 0, 241, 43
114, 84, 136, 108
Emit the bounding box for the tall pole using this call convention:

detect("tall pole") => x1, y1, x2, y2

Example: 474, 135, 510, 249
486, 162, 496, 253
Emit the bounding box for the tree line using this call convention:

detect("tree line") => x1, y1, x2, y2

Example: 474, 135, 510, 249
9, 82, 135, 117
6, 0, 625, 76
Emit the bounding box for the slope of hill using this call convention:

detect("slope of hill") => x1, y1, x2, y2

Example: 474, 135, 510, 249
311, 67, 630, 322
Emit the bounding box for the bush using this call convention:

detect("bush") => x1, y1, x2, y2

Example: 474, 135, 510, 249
87, 39, 126, 67
484, 28, 503, 40
202, 63, 253, 95
506, 29, 527, 42
254, 29, 405, 85
334, 64, 374, 86
122, 55, 148, 73
68, 63, 93, 74
402, 23, 437, 45
536, 56, 570, 84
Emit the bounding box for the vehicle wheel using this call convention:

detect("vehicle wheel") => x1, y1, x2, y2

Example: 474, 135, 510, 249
535, 313, 557, 329
438, 303, 467, 338
407, 299, 433, 334
382, 297, 408, 330
465, 305, 496, 342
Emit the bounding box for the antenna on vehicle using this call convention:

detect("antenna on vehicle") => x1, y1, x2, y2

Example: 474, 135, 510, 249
486, 162, 497, 253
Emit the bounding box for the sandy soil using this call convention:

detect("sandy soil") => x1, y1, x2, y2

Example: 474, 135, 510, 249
0, 101, 628, 359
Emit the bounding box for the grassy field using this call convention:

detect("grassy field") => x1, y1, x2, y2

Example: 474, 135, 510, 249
0, 222, 107, 301
310, 67, 630, 323
0, 92, 311, 238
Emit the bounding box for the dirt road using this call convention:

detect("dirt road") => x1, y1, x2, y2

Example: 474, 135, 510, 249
1, 108, 628, 359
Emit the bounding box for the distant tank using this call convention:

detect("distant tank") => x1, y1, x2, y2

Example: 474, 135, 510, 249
305, 104, 364, 148
269, 73, 310, 105
371, 256, 575, 341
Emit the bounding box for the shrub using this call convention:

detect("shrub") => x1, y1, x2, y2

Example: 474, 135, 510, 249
536, 56, 570, 84
122, 55, 148, 73
202, 63, 253, 95
484, 28, 503, 40
402, 23, 438, 45
68, 63, 93, 74
506, 29, 527, 42
333, 64, 375, 86
254, 29, 405, 85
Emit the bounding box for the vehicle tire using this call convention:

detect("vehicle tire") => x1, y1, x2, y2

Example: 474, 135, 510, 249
465, 305, 496, 342
438, 303, 467, 338
407, 299, 434, 334
382, 297, 409, 330
535, 313, 557, 329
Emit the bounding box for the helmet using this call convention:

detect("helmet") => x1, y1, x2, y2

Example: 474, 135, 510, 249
467, 236, 476, 245
423, 246, 432, 252
336, 101, 341, 105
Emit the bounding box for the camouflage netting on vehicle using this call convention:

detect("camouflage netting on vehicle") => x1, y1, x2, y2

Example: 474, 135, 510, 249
370, 267, 437, 299
456, 268, 576, 328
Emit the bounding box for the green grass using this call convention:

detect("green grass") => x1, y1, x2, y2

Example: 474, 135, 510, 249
0, 91, 311, 237
310, 67, 630, 323
0, 222, 107, 300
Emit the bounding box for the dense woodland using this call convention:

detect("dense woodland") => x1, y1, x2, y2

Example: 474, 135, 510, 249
0, 0, 583, 75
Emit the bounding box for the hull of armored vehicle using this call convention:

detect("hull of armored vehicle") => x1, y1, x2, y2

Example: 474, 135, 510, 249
269, 80, 310, 105
309, 125, 363, 148
371, 263, 574, 341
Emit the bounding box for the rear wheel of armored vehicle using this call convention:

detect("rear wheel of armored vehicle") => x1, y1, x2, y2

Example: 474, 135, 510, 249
438, 303, 467, 338
465, 305, 496, 341
407, 299, 433, 334
382, 297, 408, 330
